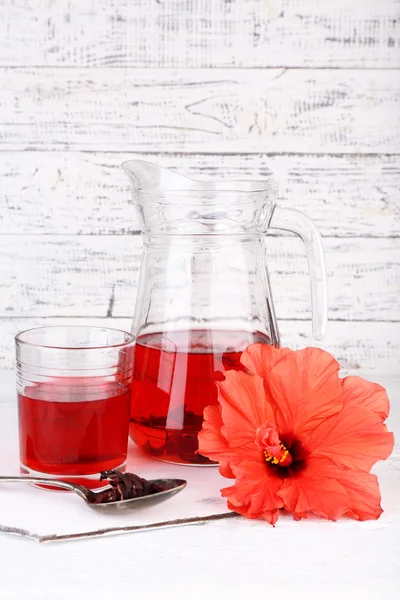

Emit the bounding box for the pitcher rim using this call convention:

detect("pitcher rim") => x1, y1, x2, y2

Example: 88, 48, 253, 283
121, 160, 278, 193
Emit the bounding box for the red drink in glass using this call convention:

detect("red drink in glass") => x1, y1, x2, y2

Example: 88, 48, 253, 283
15, 326, 134, 489
129, 329, 271, 464
18, 379, 131, 488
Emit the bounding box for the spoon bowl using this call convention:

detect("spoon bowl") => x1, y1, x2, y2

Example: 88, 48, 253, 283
0, 476, 187, 513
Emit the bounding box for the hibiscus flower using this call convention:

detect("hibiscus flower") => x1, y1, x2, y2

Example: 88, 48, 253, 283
198, 345, 394, 525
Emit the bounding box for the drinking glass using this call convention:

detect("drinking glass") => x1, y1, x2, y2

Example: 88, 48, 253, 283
15, 326, 134, 489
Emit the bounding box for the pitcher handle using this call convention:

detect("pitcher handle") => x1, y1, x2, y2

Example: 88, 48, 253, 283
269, 206, 327, 341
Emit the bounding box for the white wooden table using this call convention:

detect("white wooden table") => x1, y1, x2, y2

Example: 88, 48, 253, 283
0, 373, 399, 600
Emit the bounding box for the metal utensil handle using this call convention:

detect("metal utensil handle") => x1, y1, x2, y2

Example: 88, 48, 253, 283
0, 475, 90, 499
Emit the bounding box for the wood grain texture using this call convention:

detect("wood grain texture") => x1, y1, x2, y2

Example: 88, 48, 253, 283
0, 0, 399, 68
0, 2, 398, 381
1, 152, 400, 236
1, 69, 399, 153
1, 317, 398, 374
0, 235, 398, 321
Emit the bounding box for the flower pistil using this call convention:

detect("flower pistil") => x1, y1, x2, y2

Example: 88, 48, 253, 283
255, 421, 293, 467
264, 441, 292, 467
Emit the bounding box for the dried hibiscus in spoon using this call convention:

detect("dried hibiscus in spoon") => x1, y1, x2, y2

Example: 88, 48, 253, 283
94, 470, 168, 504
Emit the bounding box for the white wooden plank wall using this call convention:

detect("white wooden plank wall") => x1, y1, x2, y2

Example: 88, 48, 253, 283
0, 0, 399, 374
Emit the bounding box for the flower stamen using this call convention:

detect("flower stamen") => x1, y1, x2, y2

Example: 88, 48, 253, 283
255, 422, 293, 468
264, 442, 293, 468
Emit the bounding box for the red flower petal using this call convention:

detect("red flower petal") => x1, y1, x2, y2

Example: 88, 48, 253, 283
241, 343, 292, 378
307, 404, 394, 472
267, 347, 343, 444
218, 371, 272, 461
197, 404, 235, 478
278, 458, 351, 521
333, 469, 383, 521
219, 460, 235, 479
222, 460, 284, 524
341, 376, 390, 421
279, 457, 384, 521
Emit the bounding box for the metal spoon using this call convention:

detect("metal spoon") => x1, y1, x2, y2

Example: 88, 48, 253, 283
0, 475, 187, 514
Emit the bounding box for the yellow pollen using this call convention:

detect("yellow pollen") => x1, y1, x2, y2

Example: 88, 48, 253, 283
264, 443, 289, 466
280, 451, 288, 463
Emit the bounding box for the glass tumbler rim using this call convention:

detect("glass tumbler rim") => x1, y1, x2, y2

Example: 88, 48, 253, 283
15, 325, 135, 351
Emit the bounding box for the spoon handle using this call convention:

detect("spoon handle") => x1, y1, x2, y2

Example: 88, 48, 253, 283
0, 475, 90, 499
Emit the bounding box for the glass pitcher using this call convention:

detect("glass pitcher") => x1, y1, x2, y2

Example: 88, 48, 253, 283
122, 161, 327, 465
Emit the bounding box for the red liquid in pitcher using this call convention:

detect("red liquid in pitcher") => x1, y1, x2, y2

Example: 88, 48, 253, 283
129, 330, 271, 464
18, 379, 131, 488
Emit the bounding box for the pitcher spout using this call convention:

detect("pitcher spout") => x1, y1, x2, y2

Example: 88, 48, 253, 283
121, 159, 277, 235
122, 160, 198, 194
